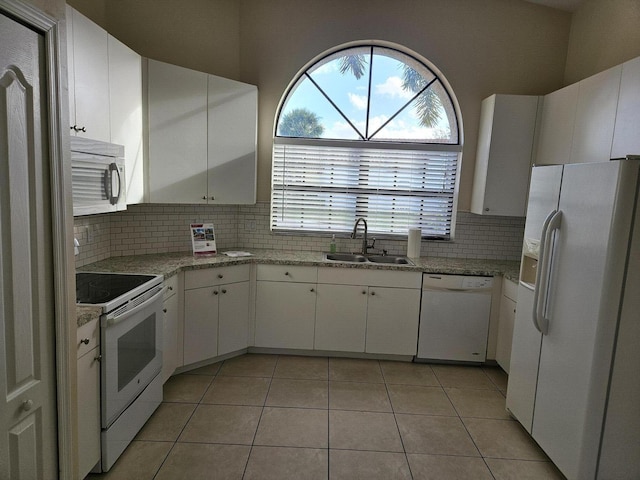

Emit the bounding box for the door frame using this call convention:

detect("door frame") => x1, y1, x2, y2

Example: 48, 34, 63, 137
0, 1, 76, 478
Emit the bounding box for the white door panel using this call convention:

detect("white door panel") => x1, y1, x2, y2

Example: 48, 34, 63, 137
0, 12, 57, 479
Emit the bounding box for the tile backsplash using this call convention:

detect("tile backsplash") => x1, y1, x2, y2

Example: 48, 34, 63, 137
74, 202, 524, 268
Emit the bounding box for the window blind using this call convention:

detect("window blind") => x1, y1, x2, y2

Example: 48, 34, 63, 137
271, 141, 460, 239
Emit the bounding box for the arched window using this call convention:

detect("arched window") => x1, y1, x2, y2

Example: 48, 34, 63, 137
271, 42, 463, 239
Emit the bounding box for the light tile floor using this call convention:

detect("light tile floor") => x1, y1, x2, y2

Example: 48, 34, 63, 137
87, 354, 566, 480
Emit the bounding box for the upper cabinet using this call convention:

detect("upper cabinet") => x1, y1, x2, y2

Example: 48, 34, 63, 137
611, 56, 640, 158
471, 94, 540, 217
147, 59, 257, 205
570, 65, 622, 164
66, 6, 144, 204
66, 5, 110, 142
535, 83, 578, 166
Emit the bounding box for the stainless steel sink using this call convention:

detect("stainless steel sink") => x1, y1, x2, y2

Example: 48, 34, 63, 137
324, 253, 367, 262
366, 255, 414, 265
323, 253, 414, 265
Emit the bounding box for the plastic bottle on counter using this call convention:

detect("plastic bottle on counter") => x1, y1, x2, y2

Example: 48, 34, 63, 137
329, 234, 337, 253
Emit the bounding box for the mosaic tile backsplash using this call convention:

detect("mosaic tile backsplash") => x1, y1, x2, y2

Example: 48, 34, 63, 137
74, 202, 525, 268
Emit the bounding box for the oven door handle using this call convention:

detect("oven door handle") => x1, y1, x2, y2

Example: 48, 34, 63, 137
105, 286, 166, 326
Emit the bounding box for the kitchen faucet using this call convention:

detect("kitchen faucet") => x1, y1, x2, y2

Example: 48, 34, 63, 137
351, 217, 375, 255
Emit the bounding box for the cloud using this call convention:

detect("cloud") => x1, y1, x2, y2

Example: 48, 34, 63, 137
375, 76, 413, 100
348, 93, 368, 110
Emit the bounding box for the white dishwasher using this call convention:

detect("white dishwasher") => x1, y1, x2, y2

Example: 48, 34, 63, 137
417, 274, 493, 363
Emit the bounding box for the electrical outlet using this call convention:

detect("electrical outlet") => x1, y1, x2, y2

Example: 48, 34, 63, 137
86, 225, 94, 243
245, 220, 256, 231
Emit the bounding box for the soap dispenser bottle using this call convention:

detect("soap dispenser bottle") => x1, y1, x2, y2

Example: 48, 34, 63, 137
329, 234, 337, 253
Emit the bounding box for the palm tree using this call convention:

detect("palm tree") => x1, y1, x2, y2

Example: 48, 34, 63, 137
279, 108, 325, 137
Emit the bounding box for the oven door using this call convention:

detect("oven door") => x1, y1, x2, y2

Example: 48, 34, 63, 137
101, 287, 163, 428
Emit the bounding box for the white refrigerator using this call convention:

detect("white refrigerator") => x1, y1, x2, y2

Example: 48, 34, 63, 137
506, 159, 640, 480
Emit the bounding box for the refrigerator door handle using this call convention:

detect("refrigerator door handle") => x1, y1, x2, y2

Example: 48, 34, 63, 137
533, 210, 562, 334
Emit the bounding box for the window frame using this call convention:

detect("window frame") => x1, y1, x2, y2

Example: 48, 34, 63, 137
271, 40, 464, 240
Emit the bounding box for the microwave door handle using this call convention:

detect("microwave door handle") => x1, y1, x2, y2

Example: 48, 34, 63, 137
107, 162, 121, 205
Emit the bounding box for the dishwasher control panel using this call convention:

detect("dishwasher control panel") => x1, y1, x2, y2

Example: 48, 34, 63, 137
461, 276, 493, 289
422, 274, 493, 291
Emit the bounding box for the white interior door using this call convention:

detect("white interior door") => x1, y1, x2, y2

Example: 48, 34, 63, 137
0, 12, 58, 480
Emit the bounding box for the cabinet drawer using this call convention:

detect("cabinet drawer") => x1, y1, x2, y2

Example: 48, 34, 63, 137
502, 278, 518, 302
77, 317, 100, 358
185, 264, 251, 289
256, 264, 317, 283
318, 267, 421, 289
164, 273, 179, 300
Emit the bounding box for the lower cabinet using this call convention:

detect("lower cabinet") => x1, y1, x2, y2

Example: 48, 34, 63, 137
76, 318, 100, 479
315, 284, 367, 352
496, 278, 518, 373
183, 265, 250, 366
162, 273, 181, 382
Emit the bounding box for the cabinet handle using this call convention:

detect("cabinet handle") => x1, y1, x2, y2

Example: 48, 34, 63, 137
80, 338, 90, 345
70, 125, 86, 133
213, 290, 219, 295
218, 274, 223, 279
163, 308, 167, 313
222, 289, 227, 294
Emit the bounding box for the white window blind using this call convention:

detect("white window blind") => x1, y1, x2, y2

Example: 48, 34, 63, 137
271, 140, 460, 239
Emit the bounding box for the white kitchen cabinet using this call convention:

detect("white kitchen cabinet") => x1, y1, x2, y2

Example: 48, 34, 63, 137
570, 65, 622, 164
496, 277, 517, 373
147, 59, 257, 204
207, 75, 257, 204
314, 284, 367, 352
162, 274, 181, 382
76, 318, 100, 479
611, 56, 640, 159
254, 265, 318, 349
66, 5, 110, 141
471, 94, 540, 217
366, 286, 421, 355
183, 265, 250, 365
535, 83, 579, 165
315, 267, 421, 356
147, 59, 208, 204
108, 35, 144, 204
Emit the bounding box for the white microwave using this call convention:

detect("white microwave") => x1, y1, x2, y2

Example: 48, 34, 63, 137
71, 137, 126, 216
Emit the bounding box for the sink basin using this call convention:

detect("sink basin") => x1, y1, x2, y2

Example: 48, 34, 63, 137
366, 255, 414, 265
323, 252, 414, 265
325, 253, 367, 262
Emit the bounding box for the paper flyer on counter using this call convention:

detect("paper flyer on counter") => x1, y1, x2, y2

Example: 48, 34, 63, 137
190, 223, 217, 256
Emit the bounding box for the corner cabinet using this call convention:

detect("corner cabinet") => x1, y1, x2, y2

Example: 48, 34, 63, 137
147, 59, 257, 204
470, 94, 540, 217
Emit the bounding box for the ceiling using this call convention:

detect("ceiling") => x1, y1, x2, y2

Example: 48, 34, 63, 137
524, 0, 586, 12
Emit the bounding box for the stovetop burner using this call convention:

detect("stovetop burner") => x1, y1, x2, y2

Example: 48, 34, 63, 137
76, 272, 158, 304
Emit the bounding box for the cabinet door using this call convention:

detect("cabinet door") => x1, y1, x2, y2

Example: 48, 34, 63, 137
162, 293, 179, 382
366, 287, 420, 355
218, 281, 250, 356
470, 95, 539, 216
69, 7, 110, 141
108, 35, 144, 204
535, 83, 578, 165
611, 56, 640, 159
255, 281, 316, 349
184, 286, 219, 365
77, 348, 100, 479
148, 59, 208, 203
315, 284, 367, 352
570, 65, 621, 164
207, 75, 257, 204
496, 294, 516, 374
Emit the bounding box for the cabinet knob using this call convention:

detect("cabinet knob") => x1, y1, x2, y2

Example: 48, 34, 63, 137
80, 338, 90, 345
163, 308, 167, 313
218, 274, 223, 279
168, 286, 173, 291
210, 196, 215, 200
94, 354, 102, 362
310, 288, 315, 292
485, 208, 490, 212
284, 272, 289, 276
370, 291, 376, 296
222, 289, 227, 294
362, 290, 367, 295
213, 290, 219, 295
22, 399, 34, 412
202, 196, 207, 200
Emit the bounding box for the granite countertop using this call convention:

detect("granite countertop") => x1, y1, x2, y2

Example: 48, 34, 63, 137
76, 249, 520, 327
78, 249, 521, 280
